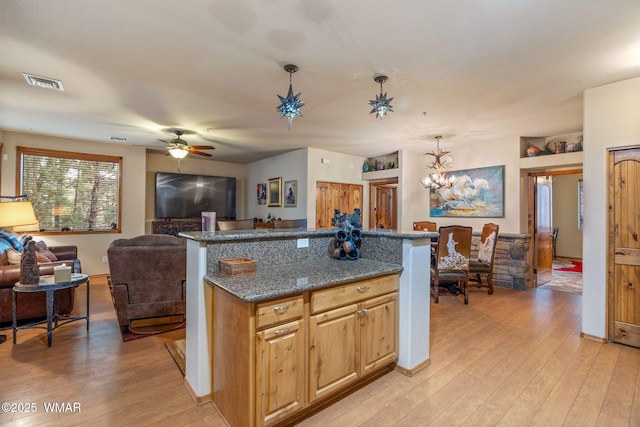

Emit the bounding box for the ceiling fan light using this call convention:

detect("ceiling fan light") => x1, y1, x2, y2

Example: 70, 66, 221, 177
168, 147, 188, 159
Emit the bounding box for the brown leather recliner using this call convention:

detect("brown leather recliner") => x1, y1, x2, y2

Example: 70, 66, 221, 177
107, 234, 186, 332
0, 245, 81, 324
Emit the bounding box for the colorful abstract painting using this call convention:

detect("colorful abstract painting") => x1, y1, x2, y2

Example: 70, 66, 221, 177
430, 165, 504, 217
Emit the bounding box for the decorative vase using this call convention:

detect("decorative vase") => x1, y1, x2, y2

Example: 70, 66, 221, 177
362, 161, 369, 172
526, 146, 541, 157
553, 141, 566, 154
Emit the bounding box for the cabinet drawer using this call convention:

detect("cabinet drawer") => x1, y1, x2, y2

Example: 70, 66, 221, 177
256, 296, 304, 329
311, 274, 399, 314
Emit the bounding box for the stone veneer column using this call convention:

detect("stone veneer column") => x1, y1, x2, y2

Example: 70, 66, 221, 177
470, 233, 532, 290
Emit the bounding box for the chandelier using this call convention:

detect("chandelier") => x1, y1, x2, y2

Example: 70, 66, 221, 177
369, 75, 394, 119
276, 64, 304, 130
420, 136, 456, 189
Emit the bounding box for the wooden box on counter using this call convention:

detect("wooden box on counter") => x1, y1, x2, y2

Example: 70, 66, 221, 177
219, 258, 256, 277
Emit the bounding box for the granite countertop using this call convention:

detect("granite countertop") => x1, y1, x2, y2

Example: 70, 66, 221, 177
181, 228, 435, 241
204, 258, 403, 302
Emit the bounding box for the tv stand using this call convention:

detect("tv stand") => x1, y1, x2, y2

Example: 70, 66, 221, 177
152, 219, 201, 236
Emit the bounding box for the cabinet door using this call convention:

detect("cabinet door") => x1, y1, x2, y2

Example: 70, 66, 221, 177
256, 320, 305, 427
360, 293, 398, 376
309, 303, 359, 401
345, 184, 363, 215
315, 182, 330, 228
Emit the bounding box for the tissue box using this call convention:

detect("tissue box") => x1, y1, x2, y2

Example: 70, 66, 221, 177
53, 264, 72, 283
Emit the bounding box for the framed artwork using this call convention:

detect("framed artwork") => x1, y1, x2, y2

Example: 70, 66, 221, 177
284, 180, 297, 207
268, 177, 282, 207
430, 165, 505, 217
257, 183, 266, 205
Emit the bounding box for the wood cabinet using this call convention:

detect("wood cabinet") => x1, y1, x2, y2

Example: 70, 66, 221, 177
256, 319, 305, 426
309, 275, 398, 401
315, 182, 363, 228
212, 274, 398, 427
152, 219, 201, 235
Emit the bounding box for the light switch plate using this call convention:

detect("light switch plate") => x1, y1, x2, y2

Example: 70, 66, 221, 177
297, 238, 309, 248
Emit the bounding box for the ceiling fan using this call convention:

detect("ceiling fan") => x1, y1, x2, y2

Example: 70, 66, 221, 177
158, 130, 215, 159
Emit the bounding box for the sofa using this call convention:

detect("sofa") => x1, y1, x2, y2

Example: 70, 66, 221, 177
107, 234, 186, 332
0, 244, 82, 324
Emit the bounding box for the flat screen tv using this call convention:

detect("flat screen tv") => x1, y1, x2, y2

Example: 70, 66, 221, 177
155, 172, 236, 219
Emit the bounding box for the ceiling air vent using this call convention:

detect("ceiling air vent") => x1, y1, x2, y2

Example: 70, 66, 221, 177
22, 73, 64, 91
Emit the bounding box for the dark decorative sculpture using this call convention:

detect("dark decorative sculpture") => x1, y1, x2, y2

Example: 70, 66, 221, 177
331, 209, 363, 260
331, 208, 362, 229
20, 236, 40, 284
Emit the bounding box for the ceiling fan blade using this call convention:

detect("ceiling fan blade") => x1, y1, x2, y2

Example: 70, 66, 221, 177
158, 139, 172, 145
189, 150, 213, 157
187, 145, 215, 150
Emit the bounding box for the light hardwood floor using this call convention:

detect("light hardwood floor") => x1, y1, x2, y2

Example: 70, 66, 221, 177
1, 278, 639, 426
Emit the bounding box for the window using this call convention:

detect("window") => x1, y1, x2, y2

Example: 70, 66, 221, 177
17, 147, 122, 233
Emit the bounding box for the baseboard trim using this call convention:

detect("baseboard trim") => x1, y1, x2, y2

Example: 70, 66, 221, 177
183, 377, 212, 405
395, 358, 431, 377
580, 332, 607, 343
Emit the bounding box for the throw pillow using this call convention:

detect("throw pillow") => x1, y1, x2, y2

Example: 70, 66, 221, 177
0, 238, 13, 255
0, 229, 24, 251
6, 248, 21, 265
6, 248, 51, 264
35, 240, 58, 262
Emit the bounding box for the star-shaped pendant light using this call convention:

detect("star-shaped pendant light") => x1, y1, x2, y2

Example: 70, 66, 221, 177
369, 75, 394, 119
276, 64, 304, 129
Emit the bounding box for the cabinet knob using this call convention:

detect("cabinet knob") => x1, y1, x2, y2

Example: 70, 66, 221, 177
274, 327, 291, 336
356, 286, 369, 293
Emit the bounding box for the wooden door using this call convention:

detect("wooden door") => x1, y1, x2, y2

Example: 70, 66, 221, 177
256, 320, 305, 426
609, 147, 640, 347
360, 293, 397, 376
536, 177, 553, 285
372, 186, 396, 229
345, 184, 362, 215
308, 304, 359, 401
315, 182, 330, 228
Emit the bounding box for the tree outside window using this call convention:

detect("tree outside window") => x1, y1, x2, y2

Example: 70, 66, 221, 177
17, 147, 122, 233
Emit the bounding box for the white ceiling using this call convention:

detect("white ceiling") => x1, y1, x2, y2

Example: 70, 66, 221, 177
1, 1, 639, 164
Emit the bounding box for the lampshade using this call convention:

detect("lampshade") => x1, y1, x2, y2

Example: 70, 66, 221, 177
0, 201, 38, 228
168, 147, 189, 159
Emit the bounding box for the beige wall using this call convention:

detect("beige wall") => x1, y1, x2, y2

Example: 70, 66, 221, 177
246, 148, 309, 222
1, 131, 146, 276
401, 137, 523, 234
552, 173, 583, 259
583, 75, 640, 339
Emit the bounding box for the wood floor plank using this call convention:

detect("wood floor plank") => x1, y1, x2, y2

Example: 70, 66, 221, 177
4, 277, 640, 427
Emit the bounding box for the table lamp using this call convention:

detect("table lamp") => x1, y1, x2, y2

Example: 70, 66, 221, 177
0, 199, 37, 344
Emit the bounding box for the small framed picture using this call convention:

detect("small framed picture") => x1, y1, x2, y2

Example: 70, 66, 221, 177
257, 183, 266, 205
284, 180, 297, 207
268, 177, 282, 207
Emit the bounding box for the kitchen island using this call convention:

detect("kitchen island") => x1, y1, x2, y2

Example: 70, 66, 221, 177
180, 228, 433, 414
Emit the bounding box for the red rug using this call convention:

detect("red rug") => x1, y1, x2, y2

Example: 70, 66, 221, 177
554, 260, 582, 273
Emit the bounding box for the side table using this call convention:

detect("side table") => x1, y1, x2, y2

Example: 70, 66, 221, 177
13, 273, 90, 347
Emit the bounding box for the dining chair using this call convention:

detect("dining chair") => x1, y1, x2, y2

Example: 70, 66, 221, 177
469, 223, 499, 295
272, 219, 307, 229
431, 225, 473, 304
414, 221, 438, 266
413, 221, 437, 232
217, 219, 256, 230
